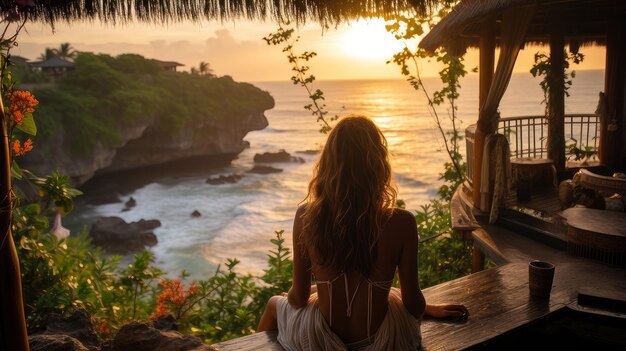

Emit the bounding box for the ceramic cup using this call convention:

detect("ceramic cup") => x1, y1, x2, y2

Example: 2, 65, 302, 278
528, 260, 555, 298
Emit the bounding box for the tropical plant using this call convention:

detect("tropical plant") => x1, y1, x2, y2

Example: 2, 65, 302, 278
530, 50, 584, 116
37, 47, 57, 61
54, 42, 78, 60
264, 25, 337, 134
198, 61, 214, 76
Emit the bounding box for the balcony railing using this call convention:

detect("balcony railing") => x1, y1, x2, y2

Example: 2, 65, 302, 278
498, 114, 600, 159
464, 114, 599, 186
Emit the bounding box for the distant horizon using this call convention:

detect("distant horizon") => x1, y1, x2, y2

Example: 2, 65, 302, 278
15, 18, 607, 82
250, 68, 606, 84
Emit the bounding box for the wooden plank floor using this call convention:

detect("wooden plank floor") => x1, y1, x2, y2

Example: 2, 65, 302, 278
213, 224, 626, 350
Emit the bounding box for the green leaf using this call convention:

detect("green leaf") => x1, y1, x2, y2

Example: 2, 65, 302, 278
11, 160, 23, 180
16, 113, 37, 136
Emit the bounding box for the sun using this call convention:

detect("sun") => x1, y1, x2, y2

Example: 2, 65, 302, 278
340, 18, 406, 60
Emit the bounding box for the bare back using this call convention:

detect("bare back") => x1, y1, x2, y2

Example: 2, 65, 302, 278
290, 206, 425, 344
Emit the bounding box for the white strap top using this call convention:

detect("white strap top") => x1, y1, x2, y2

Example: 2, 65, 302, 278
316, 273, 394, 339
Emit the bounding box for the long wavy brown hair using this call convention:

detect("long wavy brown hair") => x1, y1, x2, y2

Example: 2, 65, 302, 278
301, 115, 397, 276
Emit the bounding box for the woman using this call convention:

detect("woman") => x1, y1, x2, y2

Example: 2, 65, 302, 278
258, 116, 468, 350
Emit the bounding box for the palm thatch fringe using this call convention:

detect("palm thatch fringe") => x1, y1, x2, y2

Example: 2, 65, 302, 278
0, 0, 439, 26
420, 0, 623, 52
420, 0, 537, 52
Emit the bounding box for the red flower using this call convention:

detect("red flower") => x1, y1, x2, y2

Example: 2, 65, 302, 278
151, 279, 200, 319
12, 138, 33, 156
7, 90, 38, 126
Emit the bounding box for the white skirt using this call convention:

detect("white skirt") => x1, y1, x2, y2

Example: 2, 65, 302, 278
276, 287, 422, 351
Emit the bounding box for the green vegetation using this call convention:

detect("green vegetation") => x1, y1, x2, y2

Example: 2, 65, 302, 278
264, 26, 338, 134
8, 6, 475, 347
18, 52, 273, 157
17, 220, 293, 343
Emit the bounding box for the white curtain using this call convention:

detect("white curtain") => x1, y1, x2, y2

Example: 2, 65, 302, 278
479, 5, 536, 219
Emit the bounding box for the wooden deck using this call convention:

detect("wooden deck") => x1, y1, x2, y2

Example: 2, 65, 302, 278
212, 221, 626, 350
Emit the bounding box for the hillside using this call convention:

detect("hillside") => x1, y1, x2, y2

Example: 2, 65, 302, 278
19, 53, 275, 185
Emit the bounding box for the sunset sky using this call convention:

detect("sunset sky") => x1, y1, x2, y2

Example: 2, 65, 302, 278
14, 18, 606, 82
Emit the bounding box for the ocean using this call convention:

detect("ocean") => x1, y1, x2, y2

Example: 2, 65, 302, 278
65, 69, 604, 278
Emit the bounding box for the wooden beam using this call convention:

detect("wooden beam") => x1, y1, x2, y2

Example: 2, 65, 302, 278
548, 19, 566, 170
0, 105, 29, 351
601, 20, 626, 169
473, 18, 496, 208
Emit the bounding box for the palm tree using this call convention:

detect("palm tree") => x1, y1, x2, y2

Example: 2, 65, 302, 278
198, 61, 214, 76
53, 42, 77, 60
37, 47, 56, 61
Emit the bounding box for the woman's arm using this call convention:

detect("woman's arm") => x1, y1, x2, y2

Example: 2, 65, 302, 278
397, 211, 426, 319
397, 210, 469, 320
287, 205, 312, 309
424, 304, 469, 319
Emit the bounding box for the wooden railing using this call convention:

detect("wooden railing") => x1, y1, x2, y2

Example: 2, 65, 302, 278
464, 113, 599, 185
498, 113, 600, 159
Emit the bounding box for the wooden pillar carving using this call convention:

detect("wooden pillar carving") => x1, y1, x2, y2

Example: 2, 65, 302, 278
473, 18, 496, 208
548, 20, 566, 171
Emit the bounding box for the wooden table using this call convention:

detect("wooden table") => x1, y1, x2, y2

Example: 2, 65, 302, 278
561, 207, 626, 267
511, 158, 557, 201
212, 258, 626, 350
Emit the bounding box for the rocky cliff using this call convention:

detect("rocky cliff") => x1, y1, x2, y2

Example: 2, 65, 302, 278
21, 108, 269, 185
19, 53, 273, 185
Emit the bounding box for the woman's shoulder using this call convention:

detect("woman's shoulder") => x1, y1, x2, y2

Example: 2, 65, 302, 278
386, 207, 416, 224
383, 208, 417, 235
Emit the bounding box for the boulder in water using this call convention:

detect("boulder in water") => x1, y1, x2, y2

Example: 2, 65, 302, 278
296, 149, 320, 155
191, 210, 202, 217
254, 149, 304, 163
247, 165, 283, 174
206, 173, 243, 185
89, 216, 159, 254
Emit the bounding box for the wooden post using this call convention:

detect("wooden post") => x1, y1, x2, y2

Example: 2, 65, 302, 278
473, 19, 495, 208
548, 21, 566, 171
472, 245, 485, 273
602, 20, 626, 169
0, 108, 30, 350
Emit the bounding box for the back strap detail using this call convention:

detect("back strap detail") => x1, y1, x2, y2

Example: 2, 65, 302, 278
317, 273, 394, 338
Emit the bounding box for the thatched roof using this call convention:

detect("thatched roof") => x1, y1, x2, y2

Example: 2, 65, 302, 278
1, 0, 438, 26
419, 0, 626, 53
31, 57, 75, 68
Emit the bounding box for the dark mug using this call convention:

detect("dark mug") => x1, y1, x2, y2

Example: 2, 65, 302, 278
529, 260, 555, 298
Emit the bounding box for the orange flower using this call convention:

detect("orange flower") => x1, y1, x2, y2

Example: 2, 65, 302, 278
7, 90, 38, 126
93, 319, 111, 338
151, 279, 200, 319
12, 138, 33, 156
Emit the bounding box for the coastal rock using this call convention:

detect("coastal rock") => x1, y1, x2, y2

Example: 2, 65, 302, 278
29, 334, 89, 351
21, 80, 274, 186
296, 149, 320, 155
110, 319, 215, 351
125, 197, 137, 208
153, 314, 178, 331
89, 216, 160, 254
191, 210, 202, 217
254, 149, 304, 163
206, 173, 243, 185
40, 308, 99, 351
247, 165, 283, 174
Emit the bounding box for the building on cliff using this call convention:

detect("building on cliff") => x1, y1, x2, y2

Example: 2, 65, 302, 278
152, 59, 185, 72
